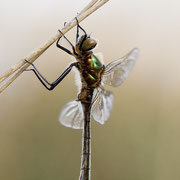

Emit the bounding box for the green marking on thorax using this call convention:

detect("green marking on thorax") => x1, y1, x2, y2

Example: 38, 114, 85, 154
89, 55, 102, 70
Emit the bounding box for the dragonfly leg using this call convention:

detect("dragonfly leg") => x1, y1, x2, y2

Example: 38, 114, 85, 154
56, 36, 73, 55
75, 17, 87, 43
75, 18, 88, 51
25, 68, 51, 90
25, 59, 79, 91
25, 60, 51, 85
76, 18, 79, 44
57, 30, 78, 56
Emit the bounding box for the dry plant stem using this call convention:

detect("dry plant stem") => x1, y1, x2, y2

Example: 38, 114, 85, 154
80, 0, 98, 14
0, 0, 109, 93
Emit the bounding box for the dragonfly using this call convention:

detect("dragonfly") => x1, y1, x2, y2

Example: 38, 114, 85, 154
25, 18, 138, 180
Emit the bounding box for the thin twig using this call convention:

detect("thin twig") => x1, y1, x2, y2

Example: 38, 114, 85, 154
0, 0, 109, 93
80, 0, 98, 14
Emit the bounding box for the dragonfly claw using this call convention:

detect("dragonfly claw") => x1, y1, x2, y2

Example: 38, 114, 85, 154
24, 59, 33, 65
58, 29, 64, 36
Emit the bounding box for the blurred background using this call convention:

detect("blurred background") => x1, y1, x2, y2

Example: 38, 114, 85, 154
0, 0, 180, 179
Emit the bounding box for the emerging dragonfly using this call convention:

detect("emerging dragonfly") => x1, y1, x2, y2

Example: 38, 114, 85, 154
25, 18, 138, 180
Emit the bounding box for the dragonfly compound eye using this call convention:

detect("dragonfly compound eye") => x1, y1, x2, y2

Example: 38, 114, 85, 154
81, 38, 97, 52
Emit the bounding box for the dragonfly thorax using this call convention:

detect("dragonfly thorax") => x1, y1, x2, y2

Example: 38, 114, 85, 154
78, 54, 105, 88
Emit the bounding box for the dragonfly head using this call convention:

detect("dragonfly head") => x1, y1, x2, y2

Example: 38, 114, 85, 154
76, 34, 97, 54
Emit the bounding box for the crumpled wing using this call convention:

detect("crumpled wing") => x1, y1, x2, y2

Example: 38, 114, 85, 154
102, 48, 139, 87
59, 100, 84, 129
91, 88, 114, 125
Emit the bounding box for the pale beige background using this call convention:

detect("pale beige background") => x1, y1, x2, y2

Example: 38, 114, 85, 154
0, 0, 180, 180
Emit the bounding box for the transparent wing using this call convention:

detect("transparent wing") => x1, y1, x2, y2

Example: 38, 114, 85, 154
102, 48, 139, 87
59, 100, 84, 129
91, 88, 114, 125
